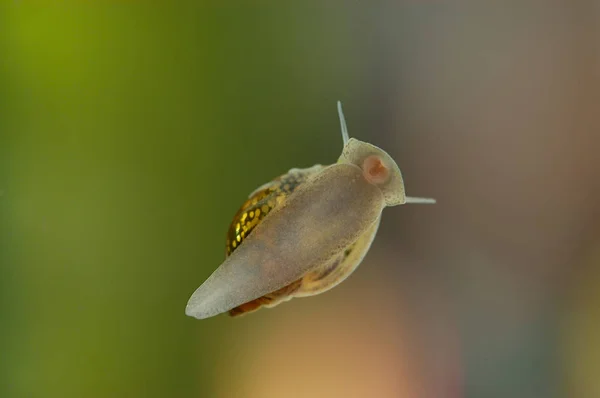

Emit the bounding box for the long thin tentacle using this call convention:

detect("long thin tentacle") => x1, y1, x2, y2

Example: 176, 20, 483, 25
337, 101, 350, 146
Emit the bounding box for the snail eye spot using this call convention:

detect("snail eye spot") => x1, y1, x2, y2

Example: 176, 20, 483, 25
362, 155, 390, 185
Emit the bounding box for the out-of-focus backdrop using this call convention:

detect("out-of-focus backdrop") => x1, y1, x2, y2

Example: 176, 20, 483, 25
1, 3, 599, 398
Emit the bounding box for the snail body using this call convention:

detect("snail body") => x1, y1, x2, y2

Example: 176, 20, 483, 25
185, 102, 435, 319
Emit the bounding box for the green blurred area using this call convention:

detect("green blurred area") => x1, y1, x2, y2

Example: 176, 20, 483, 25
0, 4, 360, 397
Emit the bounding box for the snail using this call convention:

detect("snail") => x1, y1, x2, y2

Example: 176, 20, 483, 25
185, 102, 435, 319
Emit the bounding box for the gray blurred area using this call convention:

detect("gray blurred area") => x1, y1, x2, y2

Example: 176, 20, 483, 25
1, 2, 598, 398
355, 3, 600, 398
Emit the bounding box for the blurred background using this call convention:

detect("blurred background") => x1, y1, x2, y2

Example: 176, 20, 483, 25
1, 2, 599, 398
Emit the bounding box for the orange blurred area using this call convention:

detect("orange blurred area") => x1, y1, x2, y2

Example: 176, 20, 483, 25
212, 253, 461, 398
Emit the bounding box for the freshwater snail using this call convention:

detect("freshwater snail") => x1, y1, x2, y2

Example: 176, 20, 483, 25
185, 102, 435, 319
